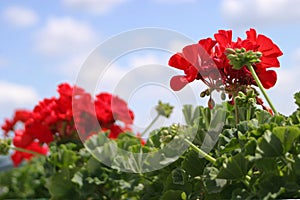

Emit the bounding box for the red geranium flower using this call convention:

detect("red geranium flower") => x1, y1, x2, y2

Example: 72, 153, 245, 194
2, 82, 137, 166
213, 28, 283, 89
169, 38, 220, 91
245, 29, 283, 89
168, 28, 282, 111
11, 141, 48, 167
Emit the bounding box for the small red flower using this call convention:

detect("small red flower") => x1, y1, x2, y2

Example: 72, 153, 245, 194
169, 38, 220, 91
12, 130, 33, 148
108, 124, 124, 139
25, 122, 54, 144
11, 141, 48, 167
95, 93, 134, 126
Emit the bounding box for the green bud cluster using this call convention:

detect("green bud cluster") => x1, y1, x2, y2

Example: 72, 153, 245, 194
225, 48, 262, 70
156, 101, 174, 118
235, 88, 257, 107
0, 139, 11, 155
159, 124, 180, 143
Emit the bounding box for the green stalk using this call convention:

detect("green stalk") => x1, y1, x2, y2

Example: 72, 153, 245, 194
247, 64, 278, 115
246, 105, 251, 121
184, 138, 216, 163
12, 147, 46, 157
141, 114, 160, 137
234, 95, 239, 125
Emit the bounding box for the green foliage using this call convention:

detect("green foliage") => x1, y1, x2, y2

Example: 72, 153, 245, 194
294, 91, 300, 108
1, 92, 300, 199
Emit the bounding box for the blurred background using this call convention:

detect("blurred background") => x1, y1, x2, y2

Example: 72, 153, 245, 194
0, 0, 299, 130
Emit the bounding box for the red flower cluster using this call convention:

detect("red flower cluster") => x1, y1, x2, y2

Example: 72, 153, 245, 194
1, 83, 135, 166
169, 28, 282, 106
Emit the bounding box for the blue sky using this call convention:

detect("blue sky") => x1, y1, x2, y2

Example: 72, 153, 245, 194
0, 0, 300, 130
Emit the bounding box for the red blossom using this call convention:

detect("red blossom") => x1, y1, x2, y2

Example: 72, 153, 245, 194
13, 130, 33, 148
168, 28, 283, 110
169, 38, 220, 91
11, 141, 48, 167
2, 82, 138, 166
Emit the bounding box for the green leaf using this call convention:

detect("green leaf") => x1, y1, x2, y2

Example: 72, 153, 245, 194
257, 130, 283, 157
217, 153, 250, 180
203, 167, 227, 194
219, 137, 240, 154
161, 190, 184, 200
273, 126, 300, 153
257, 174, 285, 199
255, 158, 279, 175
46, 170, 78, 200
163, 168, 193, 194
71, 171, 83, 188
255, 110, 272, 124
183, 105, 193, 125
289, 110, 300, 125
294, 91, 300, 108
47, 143, 80, 169
172, 168, 185, 185
270, 115, 287, 126
181, 150, 207, 177
293, 154, 300, 176
231, 188, 251, 200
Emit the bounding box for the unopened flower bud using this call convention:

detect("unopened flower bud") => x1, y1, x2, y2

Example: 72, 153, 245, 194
200, 91, 207, 98
0, 139, 11, 155
256, 51, 262, 58
208, 98, 215, 109
238, 91, 246, 98
248, 98, 255, 105
225, 48, 236, 55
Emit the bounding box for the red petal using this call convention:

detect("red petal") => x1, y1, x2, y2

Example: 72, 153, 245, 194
11, 151, 23, 167
257, 35, 283, 58
257, 70, 277, 89
108, 125, 123, 139
198, 38, 217, 52
13, 130, 34, 148
246, 28, 257, 42
214, 30, 233, 47
170, 75, 189, 91
168, 53, 191, 70
259, 57, 280, 68
14, 110, 32, 123
182, 44, 202, 67
25, 122, 54, 143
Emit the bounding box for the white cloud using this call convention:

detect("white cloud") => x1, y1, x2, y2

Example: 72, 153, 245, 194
2, 6, 39, 27
62, 0, 128, 15
34, 17, 97, 56
221, 0, 300, 27
0, 81, 39, 120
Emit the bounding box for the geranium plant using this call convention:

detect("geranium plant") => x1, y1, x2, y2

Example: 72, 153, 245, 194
0, 28, 300, 200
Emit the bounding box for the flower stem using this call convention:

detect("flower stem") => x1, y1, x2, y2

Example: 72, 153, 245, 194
184, 138, 216, 163
12, 147, 45, 157
246, 106, 251, 121
141, 114, 160, 137
247, 64, 278, 115
234, 95, 239, 125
